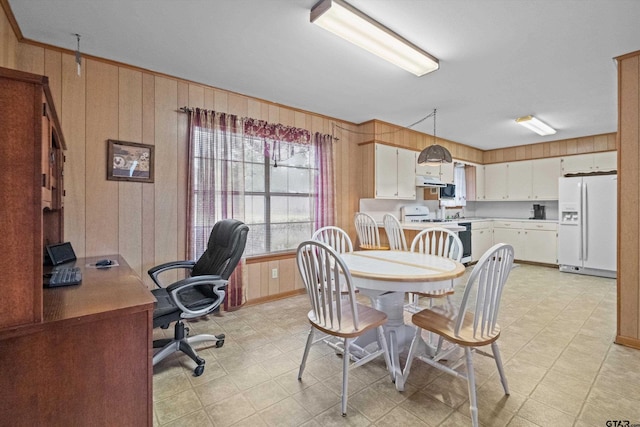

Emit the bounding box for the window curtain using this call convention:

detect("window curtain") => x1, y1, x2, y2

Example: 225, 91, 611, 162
313, 132, 335, 229
187, 108, 246, 310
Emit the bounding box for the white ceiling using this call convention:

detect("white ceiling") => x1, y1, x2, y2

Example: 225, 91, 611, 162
8, 0, 640, 150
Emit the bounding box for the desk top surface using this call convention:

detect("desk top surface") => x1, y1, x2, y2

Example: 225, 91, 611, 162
341, 250, 466, 283
43, 255, 156, 323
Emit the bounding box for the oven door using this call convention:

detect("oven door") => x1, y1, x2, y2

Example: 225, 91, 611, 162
458, 222, 472, 263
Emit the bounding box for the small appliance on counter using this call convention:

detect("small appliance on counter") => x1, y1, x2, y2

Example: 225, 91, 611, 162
532, 204, 546, 220
400, 204, 451, 223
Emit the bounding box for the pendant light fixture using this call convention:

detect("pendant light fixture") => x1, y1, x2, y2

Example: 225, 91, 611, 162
417, 109, 452, 166
74, 33, 82, 76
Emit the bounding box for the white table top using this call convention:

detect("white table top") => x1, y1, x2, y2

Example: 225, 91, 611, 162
340, 250, 466, 293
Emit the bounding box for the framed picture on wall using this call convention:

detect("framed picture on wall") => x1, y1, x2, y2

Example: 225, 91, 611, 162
107, 140, 154, 183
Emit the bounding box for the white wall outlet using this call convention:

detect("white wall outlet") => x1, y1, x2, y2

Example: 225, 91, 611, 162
271, 268, 278, 279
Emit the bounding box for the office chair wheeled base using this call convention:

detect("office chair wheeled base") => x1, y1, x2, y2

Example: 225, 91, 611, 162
153, 320, 225, 376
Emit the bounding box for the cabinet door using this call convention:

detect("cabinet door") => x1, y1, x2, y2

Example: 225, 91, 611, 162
561, 154, 593, 175
375, 144, 398, 198
493, 227, 523, 260
523, 229, 557, 264
440, 161, 454, 184
472, 228, 493, 261
397, 148, 416, 199
532, 157, 561, 200
507, 161, 532, 200
475, 165, 485, 200
415, 160, 440, 177
484, 164, 508, 200
592, 151, 617, 173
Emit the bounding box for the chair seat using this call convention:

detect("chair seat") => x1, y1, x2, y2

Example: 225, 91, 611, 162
308, 303, 387, 338
412, 307, 501, 347
415, 288, 454, 298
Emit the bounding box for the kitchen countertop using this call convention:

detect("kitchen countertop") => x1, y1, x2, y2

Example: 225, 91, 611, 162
455, 217, 558, 223
377, 222, 466, 232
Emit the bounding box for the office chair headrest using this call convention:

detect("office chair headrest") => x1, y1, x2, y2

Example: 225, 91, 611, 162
191, 219, 249, 280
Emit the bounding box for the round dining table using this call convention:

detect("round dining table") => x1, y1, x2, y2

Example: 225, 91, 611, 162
339, 250, 466, 390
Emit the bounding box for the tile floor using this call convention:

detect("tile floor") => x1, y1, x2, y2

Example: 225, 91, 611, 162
152, 264, 640, 426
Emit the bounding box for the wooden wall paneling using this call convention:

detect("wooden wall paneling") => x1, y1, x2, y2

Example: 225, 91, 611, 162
247, 263, 261, 300
188, 83, 205, 111
294, 111, 306, 129
260, 262, 270, 297
118, 68, 143, 278
154, 76, 179, 282
228, 93, 248, 117
177, 81, 188, 264
246, 98, 261, 120
214, 88, 228, 113
141, 73, 156, 288
0, 6, 17, 69
61, 53, 86, 257
594, 134, 609, 151
85, 59, 119, 256
618, 55, 640, 341
203, 86, 214, 111
279, 258, 295, 293
278, 106, 294, 126
311, 115, 323, 136
16, 43, 43, 75
43, 50, 61, 111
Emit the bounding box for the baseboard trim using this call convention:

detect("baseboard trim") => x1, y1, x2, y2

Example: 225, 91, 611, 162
615, 335, 640, 350
245, 289, 306, 307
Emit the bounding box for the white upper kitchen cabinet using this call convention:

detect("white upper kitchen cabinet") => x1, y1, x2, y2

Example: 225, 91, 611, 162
415, 158, 440, 178
374, 143, 416, 199
532, 157, 561, 200
484, 163, 508, 200
475, 165, 486, 200
561, 151, 617, 175
507, 161, 533, 200
440, 161, 454, 184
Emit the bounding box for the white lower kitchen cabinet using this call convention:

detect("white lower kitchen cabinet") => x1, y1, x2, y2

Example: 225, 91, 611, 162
522, 222, 558, 264
492, 221, 525, 260
471, 221, 493, 261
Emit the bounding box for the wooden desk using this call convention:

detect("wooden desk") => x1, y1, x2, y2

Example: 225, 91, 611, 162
0, 255, 156, 425
340, 250, 465, 390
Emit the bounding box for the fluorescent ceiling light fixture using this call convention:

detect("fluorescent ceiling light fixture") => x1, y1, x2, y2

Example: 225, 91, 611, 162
310, 0, 439, 76
515, 115, 557, 136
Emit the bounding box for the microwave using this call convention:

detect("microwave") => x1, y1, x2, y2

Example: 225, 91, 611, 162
439, 183, 456, 199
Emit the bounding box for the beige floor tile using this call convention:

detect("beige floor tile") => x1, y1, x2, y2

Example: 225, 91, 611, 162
227, 364, 272, 391
516, 398, 575, 427
162, 409, 213, 427
155, 389, 203, 425
313, 403, 371, 426
259, 396, 313, 427
194, 374, 241, 407
348, 386, 397, 422
585, 386, 640, 420
230, 413, 268, 427
205, 393, 256, 427
292, 381, 341, 416
243, 380, 290, 411
322, 369, 371, 398
400, 391, 456, 426
506, 415, 543, 427
529, 383, 584, 417
154, 371, 195, 402
375, 406, 428, 427
275, 368, 319, 395
500, 357, 547, 396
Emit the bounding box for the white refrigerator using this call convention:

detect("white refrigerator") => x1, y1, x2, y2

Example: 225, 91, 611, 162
558, 174, 617, 278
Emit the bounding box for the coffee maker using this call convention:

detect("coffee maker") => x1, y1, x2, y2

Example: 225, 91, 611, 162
532, 204, 546, 220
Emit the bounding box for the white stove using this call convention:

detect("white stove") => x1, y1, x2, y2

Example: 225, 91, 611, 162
400, 205, 449, 223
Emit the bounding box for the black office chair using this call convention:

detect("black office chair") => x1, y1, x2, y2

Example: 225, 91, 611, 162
149, 218, 249, 376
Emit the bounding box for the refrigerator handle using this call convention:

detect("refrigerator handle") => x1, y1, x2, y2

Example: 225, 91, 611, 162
577, 182, 583, 261
582, 181, 588, 261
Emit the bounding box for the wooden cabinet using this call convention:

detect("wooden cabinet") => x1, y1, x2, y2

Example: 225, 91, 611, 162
475, 165, 486, 200
372, 143, 416, 199
0, 67, 65, 331
482, 158, 562, 201
561, 151, 617, 175
471, 221, 493, 261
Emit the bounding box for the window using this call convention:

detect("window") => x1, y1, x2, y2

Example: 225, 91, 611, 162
192, 127, 316, 257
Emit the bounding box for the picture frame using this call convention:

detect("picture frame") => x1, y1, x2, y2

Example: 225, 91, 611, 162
107, 139, 154, 183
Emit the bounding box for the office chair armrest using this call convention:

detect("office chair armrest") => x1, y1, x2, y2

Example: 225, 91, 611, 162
169, 275, 229, 318
148, 260, 197, 288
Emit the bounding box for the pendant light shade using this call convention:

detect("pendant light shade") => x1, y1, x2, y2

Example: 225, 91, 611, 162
417, 108, 452, 165
417, 144, 452, 165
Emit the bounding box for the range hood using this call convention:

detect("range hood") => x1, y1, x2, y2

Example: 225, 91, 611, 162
415, 175, 446, 187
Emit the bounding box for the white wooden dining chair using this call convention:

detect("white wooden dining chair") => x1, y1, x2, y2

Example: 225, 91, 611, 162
354, 212, 386, 250
383, 213, 407, 251
296, 240, 392, 417
405, 226, 463, 313
311, 226, 353, 254
401, 243, 514, 427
